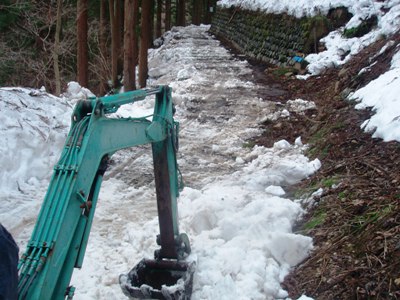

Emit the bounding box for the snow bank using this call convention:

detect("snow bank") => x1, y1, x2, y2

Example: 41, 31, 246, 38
218, 0, 371, 18
177, 143, 319, 299
302, 1, 400, 74
349, 47, 400, 142
0, 87, 71, 244
0, 88, 71, 194
218, 0, 381, 18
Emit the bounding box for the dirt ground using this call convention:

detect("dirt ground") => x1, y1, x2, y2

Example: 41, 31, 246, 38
225, 31, 400, 299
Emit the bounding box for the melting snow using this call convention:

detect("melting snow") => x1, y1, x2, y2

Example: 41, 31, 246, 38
1, 26, 320, 299
2, 0, 400, 297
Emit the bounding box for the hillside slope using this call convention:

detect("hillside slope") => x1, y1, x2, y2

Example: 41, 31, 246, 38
248, 31, 400, 299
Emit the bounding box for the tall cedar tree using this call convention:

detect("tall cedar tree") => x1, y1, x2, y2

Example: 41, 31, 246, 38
165, 0, 171, 30
99, 0, 108, 95
156, 0, 162, 38
77, 0, 88, 87
139, 0, 152, 87
118, 0, 123, 69
133, 0, 139, 66
123, 0, 137, 91
177, 0, 186, 26
54, 0, 63, 95
192, 0, 202, 25
150, 1, 155, 43
109, 0, 122, 88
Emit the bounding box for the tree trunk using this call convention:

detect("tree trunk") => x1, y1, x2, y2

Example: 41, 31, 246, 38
133, 0, 139, 66
165, 0, 171, 31
150, 0, 155, 44
53, 0, 63, 95
138, 0, 151, 88
156, 0, 162, 38
176, 0, 185, 26
123, 0, 135, 91
192, 0, 202, 25
77, 0, 88, 88
109, 0, 119, 88
116, 0, 123, 77
99, 0, 108, 95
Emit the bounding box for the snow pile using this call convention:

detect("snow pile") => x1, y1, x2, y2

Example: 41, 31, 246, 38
178, 144, 319, 299
0, 87, 71, 194
62, 81, 96, 106
115, 139, 320, 299
305, 0, 400, 75
286, 99, 317, 115
0, 87, 71, 244
349, 47, 400, 142
261, 99, 316, 122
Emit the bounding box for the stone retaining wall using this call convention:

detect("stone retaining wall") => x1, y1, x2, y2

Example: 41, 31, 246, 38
210, 7, 351, 68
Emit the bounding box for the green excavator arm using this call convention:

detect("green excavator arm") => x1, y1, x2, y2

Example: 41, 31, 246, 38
18, 86, 192, 300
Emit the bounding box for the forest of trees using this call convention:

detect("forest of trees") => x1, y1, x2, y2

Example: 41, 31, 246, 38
0, 0, 217, 95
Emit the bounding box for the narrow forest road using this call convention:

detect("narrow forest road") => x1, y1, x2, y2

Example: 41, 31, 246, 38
68, 25, 321, 300
1, 2, 398, 298
1, 25, 321, 299
149, 25, 282, 186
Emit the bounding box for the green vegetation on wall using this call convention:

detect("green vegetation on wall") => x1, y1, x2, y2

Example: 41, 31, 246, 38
343, 15, 378, 38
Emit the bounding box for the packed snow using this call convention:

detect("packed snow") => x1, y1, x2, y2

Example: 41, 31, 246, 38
1, 0, 400, 299
1, 25, 321, 299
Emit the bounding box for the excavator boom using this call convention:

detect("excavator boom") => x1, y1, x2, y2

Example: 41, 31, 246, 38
18, 86, 192, 299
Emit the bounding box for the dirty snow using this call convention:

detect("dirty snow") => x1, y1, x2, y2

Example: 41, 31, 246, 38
260, 99, 316, 123
1, 25, 320, 299
1, 1, 400, 298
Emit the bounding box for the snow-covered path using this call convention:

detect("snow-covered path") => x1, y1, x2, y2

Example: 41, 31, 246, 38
149, 26, 273, 186
75, 25, 321, 299
1, 25, 320, 299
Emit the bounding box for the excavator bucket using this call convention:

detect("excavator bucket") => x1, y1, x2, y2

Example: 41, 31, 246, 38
119, 259, 195, 300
